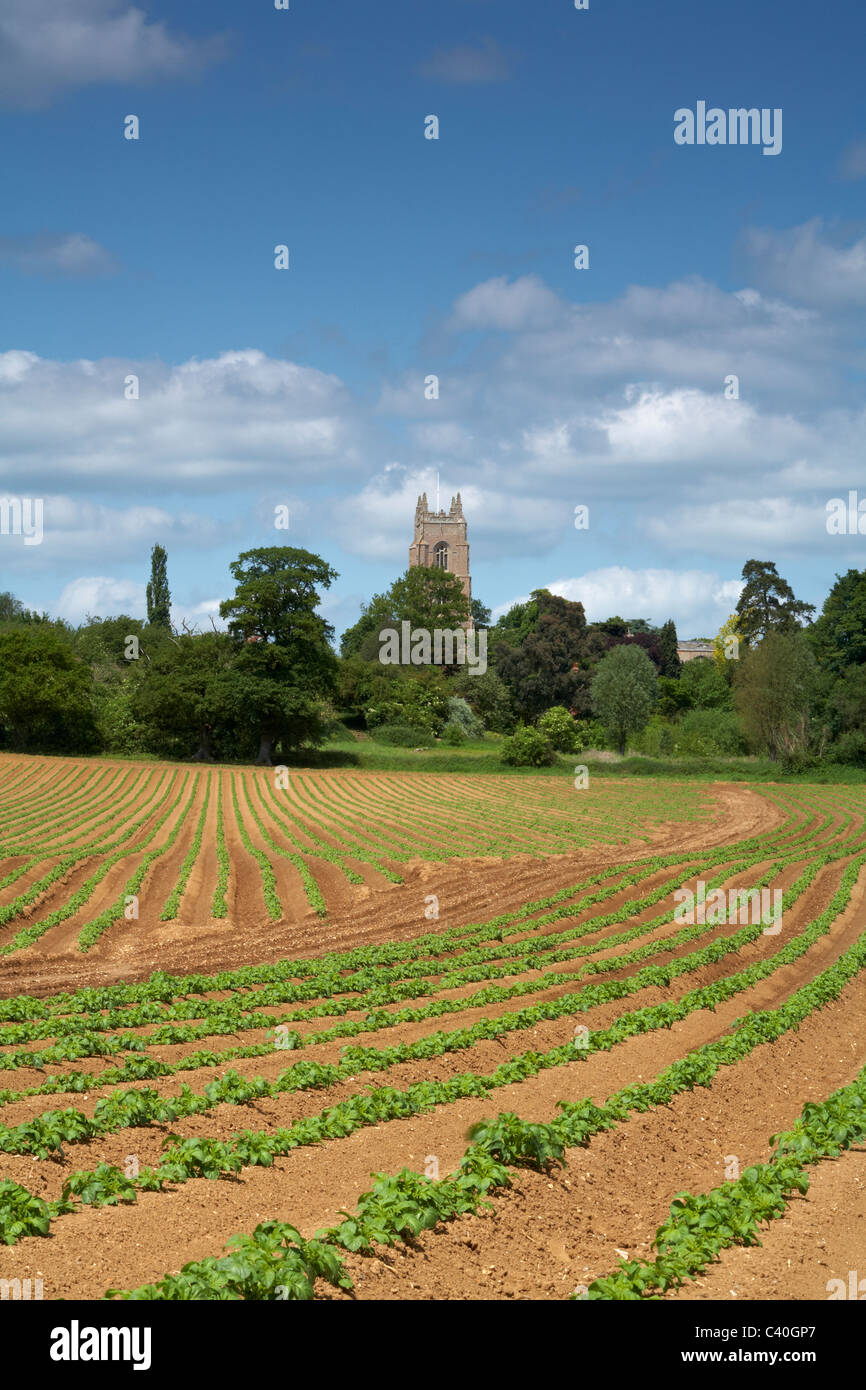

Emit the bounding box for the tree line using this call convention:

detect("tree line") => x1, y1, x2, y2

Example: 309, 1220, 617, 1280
0, 546, 862, 770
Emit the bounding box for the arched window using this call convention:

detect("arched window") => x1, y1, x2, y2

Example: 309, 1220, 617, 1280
433, 541, 449, 569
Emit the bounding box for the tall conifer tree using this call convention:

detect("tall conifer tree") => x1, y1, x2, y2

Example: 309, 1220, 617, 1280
146, 543, 171, 628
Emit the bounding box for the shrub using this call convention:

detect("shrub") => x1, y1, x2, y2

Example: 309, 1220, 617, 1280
444, 696, 484, 740
451, 669, 515, 733
370, 724, 435, 747
442, 723, 467, 746
634, 715, 675, 758
572, 718, 608, 751
676, 708, 746, 757
499, 725, 555, 767
826, 730, 866, 766
537, 706, 580, 752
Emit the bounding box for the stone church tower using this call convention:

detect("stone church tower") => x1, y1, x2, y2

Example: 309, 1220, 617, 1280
409, 491, 472, 622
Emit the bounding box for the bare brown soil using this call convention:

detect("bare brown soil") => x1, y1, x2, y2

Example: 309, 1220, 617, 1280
0, 758, 861, 1302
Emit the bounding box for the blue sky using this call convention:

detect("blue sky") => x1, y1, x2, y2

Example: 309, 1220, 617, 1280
1, 0, 865, 641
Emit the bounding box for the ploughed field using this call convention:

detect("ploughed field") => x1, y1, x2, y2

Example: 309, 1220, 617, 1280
0, 753, 864, 1301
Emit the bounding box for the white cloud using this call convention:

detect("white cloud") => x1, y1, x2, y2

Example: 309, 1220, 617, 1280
56, 576, 145, 623
741, 219, 866, 308
52, 577, 227, 629
329, 466, 565, 562
598, 387, 810, 467
646, 497, 828, 552
0, 349, 364, 492
0, 0, 226, 108
450, 274, 563, 331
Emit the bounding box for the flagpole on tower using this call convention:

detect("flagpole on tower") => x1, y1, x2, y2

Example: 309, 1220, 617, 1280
436, 470, 440, 513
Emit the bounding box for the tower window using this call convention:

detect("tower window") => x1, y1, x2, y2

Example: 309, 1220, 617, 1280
433, 542, 449, 569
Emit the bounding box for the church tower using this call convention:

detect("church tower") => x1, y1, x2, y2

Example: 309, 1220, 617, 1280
409, 491, 472, 624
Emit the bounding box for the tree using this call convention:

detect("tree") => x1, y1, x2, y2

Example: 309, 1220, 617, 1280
828, 664, 866, 736
340, 610, 379, 660
657, 658, 733, 718
496, 591, 591, 720
713, 613, 742, 671
219, 547, 338, 763
809, 570, 866, 675
658, 619, 681, 677
0, 627, 99, 752
146, 544, 172, 628
735, 560, 815, 647
489, 591, 545, 653
590, 643, 657, 754
340, 567, 470, 665
444, 696, 484, 740
826, 663, 866, 765
0, 591, 52, 625
0, 591, 24, 623
130, 632, 238, 761
452, 667, 515, 733
470, 597, 492, 628
733, 632, 819, 762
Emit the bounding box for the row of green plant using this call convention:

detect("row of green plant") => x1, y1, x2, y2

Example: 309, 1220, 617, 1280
0, 771, 184, 956
0, 762, 125, 849
95, 887, 866, 1297
77, 774, 201, 950
0, 791, 831, 1049
211, 778, 230, 917
0, 766, 156, 924
0, 781, 825, 1018
2, 845, 859, 1200
265, 775, 402, 882
228, 776, 281, 920
3, 764, 161, 862
252, 777, 366, 885
582, 1066, 866, 1298
160, 774, 212, 921
0, 836, 789, 1055
239, 776, 327, 916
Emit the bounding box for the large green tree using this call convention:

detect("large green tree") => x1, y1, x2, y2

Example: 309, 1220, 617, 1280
341, 566, 470, 663
735, 560, 815, 647
146, 544, 172, 629
0, 627, 99, 752
809, 569, 866, 675
733, 632, 818, 762
130, 631, 238, 761
219, 547, 338, 763
495, 591, 591, 719
590, 643, 657, 754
